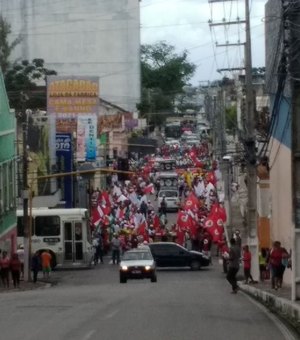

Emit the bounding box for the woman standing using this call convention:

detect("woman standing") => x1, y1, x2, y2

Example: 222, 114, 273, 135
0, 251, 10, 288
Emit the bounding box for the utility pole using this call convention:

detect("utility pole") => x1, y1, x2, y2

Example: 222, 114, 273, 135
244, 0, 259, 281
288, 0, 300, 301
209, 0, 259, 280
22, 113, 30, 282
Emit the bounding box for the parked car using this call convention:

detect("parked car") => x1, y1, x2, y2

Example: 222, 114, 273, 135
148, 242, 210, 270
119, 248, 157, 283
158, 189, 180, 211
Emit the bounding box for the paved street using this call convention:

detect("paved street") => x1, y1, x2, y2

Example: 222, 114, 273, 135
0, 259, 296, 340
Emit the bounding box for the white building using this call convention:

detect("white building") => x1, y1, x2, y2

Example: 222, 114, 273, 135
0, 0, 141, 111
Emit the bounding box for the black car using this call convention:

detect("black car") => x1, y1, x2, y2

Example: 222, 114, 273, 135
148, 242, 210, 270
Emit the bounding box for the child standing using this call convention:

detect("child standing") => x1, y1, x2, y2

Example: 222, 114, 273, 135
243, 245, 254, 284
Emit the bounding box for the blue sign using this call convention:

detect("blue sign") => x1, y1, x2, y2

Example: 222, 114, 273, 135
56, 133, 73, 208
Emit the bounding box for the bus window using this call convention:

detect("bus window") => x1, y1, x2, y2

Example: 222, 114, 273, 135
17, 217, 24, 237
35, 216, 60, 236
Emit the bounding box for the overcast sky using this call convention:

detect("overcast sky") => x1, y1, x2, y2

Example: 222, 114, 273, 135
141, 0, 266, 85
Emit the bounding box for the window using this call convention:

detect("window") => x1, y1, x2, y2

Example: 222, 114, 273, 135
17, 217, 24, 237
3, 163, 8, 211
35, 216, 60, 236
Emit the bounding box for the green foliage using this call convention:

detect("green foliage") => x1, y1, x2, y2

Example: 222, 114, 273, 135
138, 41, 196, 127
0, 16, 22, 74
0, 15, 57, 112
225, 106, 237, 134
5, 58, 56, 112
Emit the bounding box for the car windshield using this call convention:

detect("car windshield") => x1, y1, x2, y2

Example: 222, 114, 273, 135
122, 252, 152, 261
159, 191, 178, 197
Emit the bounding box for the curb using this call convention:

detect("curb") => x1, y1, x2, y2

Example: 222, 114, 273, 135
240, 283, 300, 335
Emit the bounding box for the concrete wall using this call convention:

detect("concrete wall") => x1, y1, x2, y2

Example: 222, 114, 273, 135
0, 0, 141, 112
269, 139, 293, 284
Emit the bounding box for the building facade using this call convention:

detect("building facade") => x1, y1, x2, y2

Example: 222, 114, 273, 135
0, 72, 17, 253
265, 0, 293, 285
0, 0, 141, 112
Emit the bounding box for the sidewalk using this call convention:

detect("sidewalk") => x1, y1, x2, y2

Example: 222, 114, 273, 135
0, 275, 58, 294
239, 280, 300, 335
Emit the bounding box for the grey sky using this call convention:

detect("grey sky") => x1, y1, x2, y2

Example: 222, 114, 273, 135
141, 0, 266, 85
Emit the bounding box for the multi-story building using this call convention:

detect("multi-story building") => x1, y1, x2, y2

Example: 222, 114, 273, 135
0, 72, 17, 253
265, 0, 292, 286
0, 0, 141, 112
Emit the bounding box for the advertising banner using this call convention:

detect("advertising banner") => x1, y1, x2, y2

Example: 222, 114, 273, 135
47, 75, 99, 134
98, 113, 122, 133
77, 114, 97, 162
56, 133, 73, 208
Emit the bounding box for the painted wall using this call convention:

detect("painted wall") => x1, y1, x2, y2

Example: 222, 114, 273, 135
0, 0, 141, 112
0, 71, 17, 254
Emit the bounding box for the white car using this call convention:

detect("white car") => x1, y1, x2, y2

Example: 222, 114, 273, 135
158, 189, 180, 211
119, 248, 157, 283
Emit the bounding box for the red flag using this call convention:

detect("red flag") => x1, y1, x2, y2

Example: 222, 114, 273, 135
177, 211, 190, 230
184, 193, 199, 211
137, 220, 149, 241
153, 215, 160, 231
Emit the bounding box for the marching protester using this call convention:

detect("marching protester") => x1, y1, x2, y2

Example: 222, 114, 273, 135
111, 233, 121, 265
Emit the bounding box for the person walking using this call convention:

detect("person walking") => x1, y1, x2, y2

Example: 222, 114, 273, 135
0, 251, 10, 288
10, 253, 21, 288
111, 234, 121, 265
226, 238, 240, 294
31, 251, 41, 283
41, 250, 52, 279
242, 245, 254, 284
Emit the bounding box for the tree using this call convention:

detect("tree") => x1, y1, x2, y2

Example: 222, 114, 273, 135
0, 15, 22, 74
0, 15, 57, 113
225, 106, 237, 135
5, 58, 57, 112
137, 41, 196, 126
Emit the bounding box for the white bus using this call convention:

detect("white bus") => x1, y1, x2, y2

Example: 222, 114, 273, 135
17, 208, 93, 268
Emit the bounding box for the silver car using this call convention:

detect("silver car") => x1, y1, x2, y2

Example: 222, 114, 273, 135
119, 248, 157, 283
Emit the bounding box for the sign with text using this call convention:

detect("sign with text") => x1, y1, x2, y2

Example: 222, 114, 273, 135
77, 115, 97, 162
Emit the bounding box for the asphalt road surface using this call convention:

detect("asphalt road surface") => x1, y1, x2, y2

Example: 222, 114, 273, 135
0, 260, 296, 340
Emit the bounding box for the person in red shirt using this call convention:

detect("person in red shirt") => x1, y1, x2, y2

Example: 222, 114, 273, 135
269, 241, 283, 290
242, 245, 254, 284
0, 251, 10, 288
10, 253, 21, 288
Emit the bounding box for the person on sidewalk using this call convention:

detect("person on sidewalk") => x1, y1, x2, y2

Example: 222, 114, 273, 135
10, 253, 21, 288
242, 245, 254, 284
31, 251, 41, 283
259, 248, 268, 281
269, 241, 282, 290
41, 250, 52, 279
226, 238, 240, 294
0, 251, 10, 288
